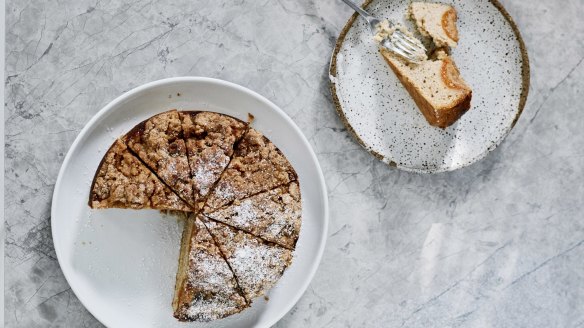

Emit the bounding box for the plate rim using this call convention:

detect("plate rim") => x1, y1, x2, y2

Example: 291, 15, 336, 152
328, 0, 530, 173
51, 76, 329, 327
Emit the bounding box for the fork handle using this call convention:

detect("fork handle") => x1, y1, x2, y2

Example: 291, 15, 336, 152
340, 0, 373, 21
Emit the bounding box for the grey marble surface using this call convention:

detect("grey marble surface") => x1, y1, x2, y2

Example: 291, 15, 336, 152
5, 0, 584, 327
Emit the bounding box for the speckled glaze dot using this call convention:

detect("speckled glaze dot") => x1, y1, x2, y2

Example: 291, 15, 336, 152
329, 0, 529, 173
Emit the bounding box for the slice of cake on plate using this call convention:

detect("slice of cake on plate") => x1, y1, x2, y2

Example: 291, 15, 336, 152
204, 128, 297, 211
123, 110, 194, 207
173, 215, 248, 321
89, 139, 190, 211
180, 112, 248, 209
380, 2, 471, 128
204, 181, 302, 249
202, 217, 293, 302
381, 50, 472, 128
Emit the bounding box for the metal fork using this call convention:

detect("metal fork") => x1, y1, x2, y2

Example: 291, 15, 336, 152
340, 0, 426, 63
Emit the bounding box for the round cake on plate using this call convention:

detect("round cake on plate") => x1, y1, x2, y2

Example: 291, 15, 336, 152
88, 109, 301, 322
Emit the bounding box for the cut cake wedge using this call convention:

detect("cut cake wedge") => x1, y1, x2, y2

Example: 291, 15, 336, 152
204, 181, 302, 249
202, 217, 293, 302
88, 139, 190, 211
180, 111, 247, 209
204, 128, 297, 211
123, 110, 194, 206
172, 215, 248, 322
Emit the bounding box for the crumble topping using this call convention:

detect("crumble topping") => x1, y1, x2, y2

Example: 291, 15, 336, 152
124, 110, 194, 206
89, 139, 190, 211
180, 112, 247, 202
205, 128, 298, 211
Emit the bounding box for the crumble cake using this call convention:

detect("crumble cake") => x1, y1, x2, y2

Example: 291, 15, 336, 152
204, 128, 298, 211
381, 50, 472, 128
90, 110, 302, 321
202, 217, 293, 302
123, 110, 194, 206
204, 181, 301, 249
89, 139, 190, 211
180, 111, 248, 208
379, 3, 471, 128
173, 215, 248, 321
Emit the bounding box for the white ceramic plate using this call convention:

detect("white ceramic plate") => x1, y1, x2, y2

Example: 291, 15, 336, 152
51, 77, 329, 328
330, 0, 529, 173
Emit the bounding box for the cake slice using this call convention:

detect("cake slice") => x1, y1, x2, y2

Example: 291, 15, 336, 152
123, 110, 194, 207
203, 218, 293, 302
204, 128, 297, 211
381, 49, 472, 128
204, 181, 302, 249
89, 139, 190, 211
409, 2, 459, 48
172, 215, 248, 321
180, 112, 248, 209
379, 3, 471, 128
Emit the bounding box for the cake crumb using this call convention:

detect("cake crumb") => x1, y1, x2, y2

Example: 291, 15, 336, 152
373, 20, 395, 43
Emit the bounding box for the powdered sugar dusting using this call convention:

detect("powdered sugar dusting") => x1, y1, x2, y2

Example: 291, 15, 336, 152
193, 164, 217, 195
182, 111, 246, 201
184, 294, 239, 322
205, 219, 293, 301
229, 240, 290, 300
125, 110, 194, 204
214, 183, 235, 203
205, 182, 302, 249
184, 251, 243, 321
203, 127, 298, 211
229, 199, 256, 227
242, 245, 280, 287
192, 150, 230, 196
179, 218, 246, 321
187, 250, 231, 288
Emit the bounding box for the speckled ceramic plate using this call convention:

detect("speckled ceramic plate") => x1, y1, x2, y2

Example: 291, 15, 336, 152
330, 0, 529, 173
51, 77, 328, 328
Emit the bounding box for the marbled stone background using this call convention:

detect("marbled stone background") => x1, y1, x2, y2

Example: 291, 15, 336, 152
5, 0, 584, 327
